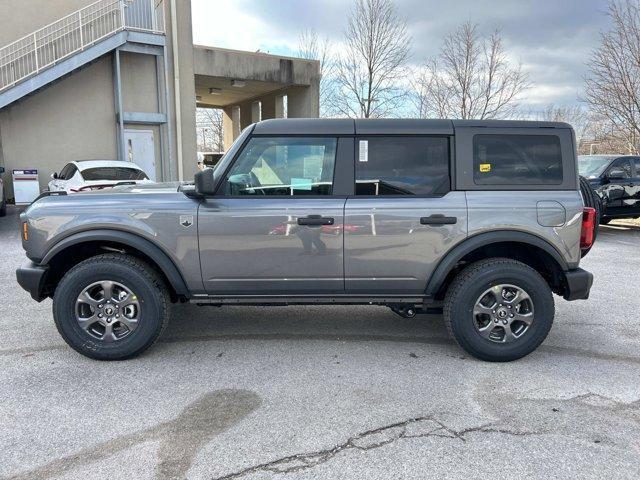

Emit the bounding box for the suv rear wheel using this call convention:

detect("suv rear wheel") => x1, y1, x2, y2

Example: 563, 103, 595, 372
443, 258, 554, 362
53, 254, 170, 360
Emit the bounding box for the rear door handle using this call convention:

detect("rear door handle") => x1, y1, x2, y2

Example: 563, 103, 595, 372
420, 214, 457, 225
298, 215, 334, 226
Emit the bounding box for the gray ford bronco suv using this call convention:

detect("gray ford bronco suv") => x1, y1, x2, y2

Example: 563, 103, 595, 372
16, 119, 595, 362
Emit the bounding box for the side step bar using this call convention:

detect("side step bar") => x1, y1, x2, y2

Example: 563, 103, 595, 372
190, 294, 433, 307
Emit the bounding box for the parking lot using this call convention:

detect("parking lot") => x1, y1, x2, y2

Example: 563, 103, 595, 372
0, 205, 639, 479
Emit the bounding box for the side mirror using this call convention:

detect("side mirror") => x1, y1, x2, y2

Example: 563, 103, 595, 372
607, 169, 626, 180
194, 168, 217, 195
51, 172, 58, 180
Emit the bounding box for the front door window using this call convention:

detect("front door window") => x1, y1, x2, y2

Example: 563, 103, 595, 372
221, 137, 337, 196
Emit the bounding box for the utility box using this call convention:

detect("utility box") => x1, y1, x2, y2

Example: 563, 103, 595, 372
12, 169, 40, 205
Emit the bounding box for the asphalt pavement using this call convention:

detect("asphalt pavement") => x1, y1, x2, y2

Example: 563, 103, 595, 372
1, 205, 639, 479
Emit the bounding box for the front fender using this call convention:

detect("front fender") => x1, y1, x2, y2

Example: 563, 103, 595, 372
41, 229, 190, 297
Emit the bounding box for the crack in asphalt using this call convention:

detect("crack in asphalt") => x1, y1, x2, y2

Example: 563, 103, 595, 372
212, 392, 640, 479
210, 414, 541, 479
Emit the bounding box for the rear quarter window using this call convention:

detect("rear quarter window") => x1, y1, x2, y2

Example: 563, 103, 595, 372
473, 135, 563, 185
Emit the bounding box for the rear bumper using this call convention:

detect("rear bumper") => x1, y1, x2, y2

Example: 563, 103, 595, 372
16, 261, 48, 302
563, 267, 593, 301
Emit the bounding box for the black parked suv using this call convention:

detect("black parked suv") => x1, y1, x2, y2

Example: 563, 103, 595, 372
579, 155, 640, 224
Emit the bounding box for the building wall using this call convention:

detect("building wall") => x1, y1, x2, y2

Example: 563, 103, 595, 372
119, 51, 164, 180
0, 0, 96, 47
0, 57, 117, 198
120, 52, 159, 113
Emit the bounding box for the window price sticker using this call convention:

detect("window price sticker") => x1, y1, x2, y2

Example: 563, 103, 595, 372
359, 140, 369, 162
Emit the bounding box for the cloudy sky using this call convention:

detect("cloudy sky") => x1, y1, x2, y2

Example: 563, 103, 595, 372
192, 0, 613, 112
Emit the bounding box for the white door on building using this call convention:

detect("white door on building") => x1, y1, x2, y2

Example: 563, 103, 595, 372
124, 130, 156, 181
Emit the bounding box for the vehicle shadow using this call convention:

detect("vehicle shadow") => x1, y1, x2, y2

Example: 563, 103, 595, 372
599, 222, 640, 233
162, 303, 451, 349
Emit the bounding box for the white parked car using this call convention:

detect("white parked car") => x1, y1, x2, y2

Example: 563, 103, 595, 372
48, 160, 152, 193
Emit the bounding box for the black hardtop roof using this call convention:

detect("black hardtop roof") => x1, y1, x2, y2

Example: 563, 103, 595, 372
252, 118, 573, 135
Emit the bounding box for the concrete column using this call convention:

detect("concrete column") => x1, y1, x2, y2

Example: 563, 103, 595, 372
275, 94, 285, 118
240, 102, 253, 130
251, 101, 261, 123
164, 0, 198, 181
222, 106, 240, 151
261, 93, 285, 120
287, 84, 319, 118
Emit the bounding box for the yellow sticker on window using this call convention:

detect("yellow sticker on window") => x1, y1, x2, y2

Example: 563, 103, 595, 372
479, 163, 491, 173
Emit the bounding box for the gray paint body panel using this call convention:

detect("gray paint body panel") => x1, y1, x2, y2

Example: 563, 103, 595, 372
344, 192, 468, 294
198, 197, 346, 294
466, 190, 583, 267
22, 183, 203, 291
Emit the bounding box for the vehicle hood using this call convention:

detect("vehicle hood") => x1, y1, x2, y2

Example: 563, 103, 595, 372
24, 182, 194, 216
75, 181, 184, 195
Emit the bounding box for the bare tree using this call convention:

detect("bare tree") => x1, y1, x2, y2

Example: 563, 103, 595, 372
196, 108, 224, 152
333, 0, 411, 118
538, 104, 592, 145
580, 114, 634, 154
584, 0, 640, 154
298, 29, 335, 117
414, 22, 528, 119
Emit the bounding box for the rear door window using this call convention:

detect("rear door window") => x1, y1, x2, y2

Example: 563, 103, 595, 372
355, 137, 450, 196
473, 135, 563, 185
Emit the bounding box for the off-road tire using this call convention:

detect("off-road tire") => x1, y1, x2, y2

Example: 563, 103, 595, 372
53, 254, 170, 360
579, 175, 600, 257
443, 258, 554, 362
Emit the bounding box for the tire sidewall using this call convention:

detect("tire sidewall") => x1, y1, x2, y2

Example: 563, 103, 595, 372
54, 260, 164, 360
449, 263, 554, 361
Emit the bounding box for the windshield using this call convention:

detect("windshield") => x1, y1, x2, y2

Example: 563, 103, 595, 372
209, 125, 254, 178
81, 167, 149, 181
578, 156, 612, 177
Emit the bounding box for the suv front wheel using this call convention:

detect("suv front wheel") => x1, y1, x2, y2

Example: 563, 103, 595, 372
53, 254, 170, 360
443, 258, 554, 362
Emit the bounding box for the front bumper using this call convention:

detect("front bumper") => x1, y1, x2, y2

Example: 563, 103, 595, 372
16, 261, 48, 302
563, 267, 593, 301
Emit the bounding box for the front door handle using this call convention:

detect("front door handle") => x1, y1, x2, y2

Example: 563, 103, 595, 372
298, 215, 334, 226
420, 214, 457, 225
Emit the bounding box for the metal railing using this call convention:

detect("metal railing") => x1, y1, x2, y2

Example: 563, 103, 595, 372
0, 0, 165, 93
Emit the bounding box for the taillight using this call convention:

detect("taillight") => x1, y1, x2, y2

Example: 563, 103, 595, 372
580, 207, 596, 250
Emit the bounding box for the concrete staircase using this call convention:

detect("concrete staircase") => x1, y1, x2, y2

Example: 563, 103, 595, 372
0, 0, 165, 109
